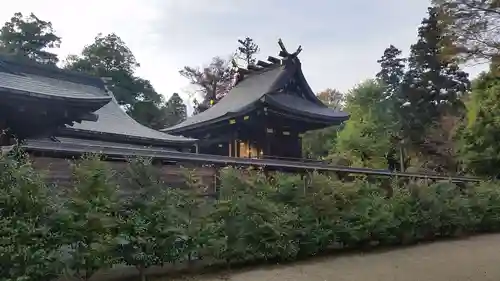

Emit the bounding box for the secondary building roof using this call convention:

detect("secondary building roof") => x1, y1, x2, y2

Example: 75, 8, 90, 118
61, 95, 196, 145
0, 54, 196, 149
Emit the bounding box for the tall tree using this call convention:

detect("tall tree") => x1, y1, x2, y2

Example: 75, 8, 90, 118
0, 12, 61, 64
433, 0, 500, 62
65, 33, 169, 128
236, 37, 260, 67
179, 56, 235, 114
162, 93, 187, 128
397, 7, 470, 172
376, 45, 406, 107
399, 7, 470, 145
375, 45, 407, 170
65, 33, 160, 106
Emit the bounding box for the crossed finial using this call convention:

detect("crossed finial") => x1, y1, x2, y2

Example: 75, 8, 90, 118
278, 38, 302, 58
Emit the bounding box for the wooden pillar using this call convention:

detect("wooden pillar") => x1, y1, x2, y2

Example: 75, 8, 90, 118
264, 127, 273, 158
234, 130, 239, 158
0, 119, 7, 146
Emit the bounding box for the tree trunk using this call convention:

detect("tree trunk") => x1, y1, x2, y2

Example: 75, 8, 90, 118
399, 145, 405, 172
137, 264, 147, 281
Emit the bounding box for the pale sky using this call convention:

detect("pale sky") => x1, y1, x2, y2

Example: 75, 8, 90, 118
0, 1, 486, 111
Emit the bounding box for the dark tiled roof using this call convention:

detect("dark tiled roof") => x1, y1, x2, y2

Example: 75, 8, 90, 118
163, 54, 349, 134
0, 55, 111, 103
0, 54, 195, 145
66, 97, 196, 143
164, 65, 289, 132
0, 54, 103, 87
265, 93, 349, 122
0, 71, 111, 102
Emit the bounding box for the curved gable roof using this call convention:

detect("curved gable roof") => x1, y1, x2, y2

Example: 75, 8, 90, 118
0, 55, 111, 107
0, 54, 195, 145
163, 46, 349, 135
65, 96, 196, 144
164, 64, 289, 133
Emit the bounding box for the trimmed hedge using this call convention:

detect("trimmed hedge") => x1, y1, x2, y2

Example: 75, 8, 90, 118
2, 153, 500, 281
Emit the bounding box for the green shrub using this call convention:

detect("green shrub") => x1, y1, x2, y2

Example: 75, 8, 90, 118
4, 153, 500, 280
207, 168, 299, 263
175, 169, 213, 264
56, 155, 120, 281
0, 152, 64, 281
114, 157, 176, 281
468, 181, 500, 232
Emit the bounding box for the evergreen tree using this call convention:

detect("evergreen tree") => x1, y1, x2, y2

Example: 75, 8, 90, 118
0, 12, 61, 64
163, 93, 187, 128
375, 45, 408, 171
399, 7, 470, 146
236, 37, 260, 67
376, 45, 406, 106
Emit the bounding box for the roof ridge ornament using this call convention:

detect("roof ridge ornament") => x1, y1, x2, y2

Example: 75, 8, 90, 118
278, 38, 302, 59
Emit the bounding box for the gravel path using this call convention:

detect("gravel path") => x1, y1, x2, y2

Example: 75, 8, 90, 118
171, 234, 500, 281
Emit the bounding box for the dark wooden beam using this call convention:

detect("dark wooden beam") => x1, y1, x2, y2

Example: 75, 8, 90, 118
278, 38, 289, 56
267, 56, 281, 64
247, 65, 263, 71
257, 60, 272, 67
279, 50, 288, 58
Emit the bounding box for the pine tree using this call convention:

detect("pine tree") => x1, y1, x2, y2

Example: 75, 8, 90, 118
236, 37, 260, 67
399, 7, 470, 145
376, 45, 406, 104
163, 93, 187, 128
376, 45, 407, 171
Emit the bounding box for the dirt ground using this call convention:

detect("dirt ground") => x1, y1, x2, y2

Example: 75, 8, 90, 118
167, 234, 500, 281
